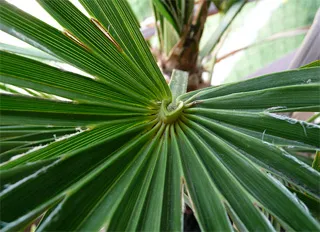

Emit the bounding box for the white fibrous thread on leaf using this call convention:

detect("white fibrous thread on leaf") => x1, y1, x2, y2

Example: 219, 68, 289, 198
9, 128, 86, 162
9, 144, 48, 161
53, 127, 86, 142
1, 159, 60, 194
37, 199, 65, 228
267, 113, 312, 137
261, 129, 267, 142
266, 106, 287, 111
267, 173, 311, 215
280, 148, 319, 174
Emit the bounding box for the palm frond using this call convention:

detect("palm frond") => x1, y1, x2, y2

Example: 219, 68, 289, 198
0, 1, 319, 231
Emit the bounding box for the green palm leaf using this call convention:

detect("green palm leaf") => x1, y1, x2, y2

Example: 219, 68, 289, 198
0, 0, 319, 231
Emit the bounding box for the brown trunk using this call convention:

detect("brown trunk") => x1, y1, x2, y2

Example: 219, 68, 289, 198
162, 0, 209, 91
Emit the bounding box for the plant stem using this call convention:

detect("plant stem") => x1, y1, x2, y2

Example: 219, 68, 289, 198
306, 112, 320, 123
168, 69, 188, 110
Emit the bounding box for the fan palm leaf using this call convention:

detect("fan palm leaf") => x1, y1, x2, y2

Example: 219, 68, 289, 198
0, 0, 319, 231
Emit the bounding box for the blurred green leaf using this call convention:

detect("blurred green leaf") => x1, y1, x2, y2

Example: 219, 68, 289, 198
200, 0, 246, 58
312, 151, 320, 172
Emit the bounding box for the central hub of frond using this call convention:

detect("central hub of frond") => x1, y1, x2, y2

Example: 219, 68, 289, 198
159, 100, 184, 124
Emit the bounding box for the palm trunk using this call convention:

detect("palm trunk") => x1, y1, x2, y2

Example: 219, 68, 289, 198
162, 0, 209, 91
